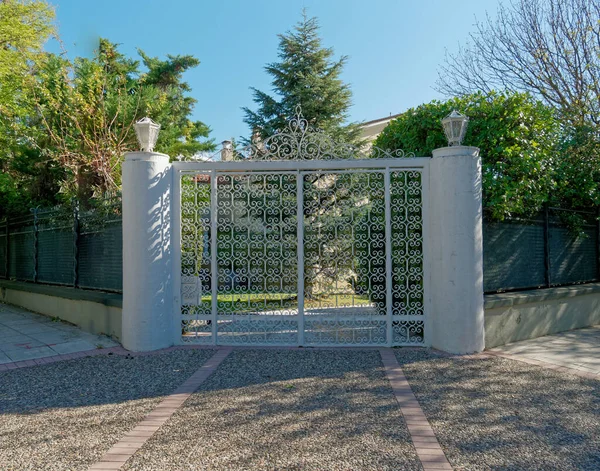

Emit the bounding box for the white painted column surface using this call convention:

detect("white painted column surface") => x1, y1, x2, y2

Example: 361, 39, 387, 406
429, 146, 485, 353
122, 151, 173, 351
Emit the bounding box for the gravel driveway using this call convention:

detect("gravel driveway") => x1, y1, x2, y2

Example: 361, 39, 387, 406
395, 350, 600, 471
0, 349, 215, 471
122, 349, 422, 471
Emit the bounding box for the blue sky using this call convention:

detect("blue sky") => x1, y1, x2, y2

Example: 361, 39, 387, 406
46, 0, 500, 144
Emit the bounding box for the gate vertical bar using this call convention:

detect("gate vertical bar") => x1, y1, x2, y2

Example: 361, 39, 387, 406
210, 171, 218, 344
384, 168, 393, 346
420, 164, 431, 347
296, 171, 305, 345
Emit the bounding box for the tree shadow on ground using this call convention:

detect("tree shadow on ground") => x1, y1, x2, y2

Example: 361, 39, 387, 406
120, 349, 423, 471
395, 349, 600, 471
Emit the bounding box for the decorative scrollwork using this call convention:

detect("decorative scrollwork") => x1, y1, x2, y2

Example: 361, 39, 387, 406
178, 114, 425, 346
200, 106, 414, 162
303, 171, 388, 345
214, 173, 299, 344
391, 170, 424, 345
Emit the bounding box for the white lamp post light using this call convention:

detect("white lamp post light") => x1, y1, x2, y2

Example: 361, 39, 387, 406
134, 117, 161, 152
221, 140, 233, 161
442, 110, 469, 147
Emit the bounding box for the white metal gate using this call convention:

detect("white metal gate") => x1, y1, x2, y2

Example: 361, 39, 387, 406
172, 111, 429, 347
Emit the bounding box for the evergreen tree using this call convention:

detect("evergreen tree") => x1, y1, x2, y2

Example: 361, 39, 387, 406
243, 11, 360, 145
242, 12, 367, 301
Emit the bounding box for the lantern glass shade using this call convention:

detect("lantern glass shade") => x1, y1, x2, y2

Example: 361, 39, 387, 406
134, 117, 161, 152
441, 110, 469, 146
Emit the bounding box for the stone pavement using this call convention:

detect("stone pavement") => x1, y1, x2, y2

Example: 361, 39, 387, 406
488, 325, 600, 375
0, 302, 118, 364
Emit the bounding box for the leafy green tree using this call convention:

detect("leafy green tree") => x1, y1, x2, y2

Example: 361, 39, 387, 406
552, 125, 600, 211
0, 0, 55, 216
243, 11, 361, 145
375, 92, 560, 219
0, 0, 53, 118
435, 0, 600, 214
32, 39, 215, 203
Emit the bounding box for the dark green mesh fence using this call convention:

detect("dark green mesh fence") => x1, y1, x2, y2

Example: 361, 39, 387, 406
7, 215, 36, 282
0, 201, 597, 295
483, 216, 546, 291
37, 209, 76, 286
0, 200, 122, 293
0, 221, 8, 279
549, 220, 598, 285
78, 216, 122, 291
484, 208, 599, 293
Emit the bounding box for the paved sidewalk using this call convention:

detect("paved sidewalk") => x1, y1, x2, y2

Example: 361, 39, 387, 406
0, 302, 118, 363
488, 325, 600, 374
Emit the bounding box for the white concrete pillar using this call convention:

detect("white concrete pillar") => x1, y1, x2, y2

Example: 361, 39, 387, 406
122, 151, 173, 351
429, 146, 485, 353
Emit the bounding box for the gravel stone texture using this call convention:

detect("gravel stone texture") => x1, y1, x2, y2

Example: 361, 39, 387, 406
122, 349, 423, 471
0, 349, 215, 471
394, 349, 600, 471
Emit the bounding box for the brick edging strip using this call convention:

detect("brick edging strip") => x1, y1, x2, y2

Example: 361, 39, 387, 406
87, 347, 233, 471
379, 349, 453, 471
483, 350, 600, 380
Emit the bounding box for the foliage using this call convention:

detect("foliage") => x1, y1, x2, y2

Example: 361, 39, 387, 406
552, 125, 600, 211
0, 1, 214, 219
32, 39, 215, 203
243, 11, 361, 145
435, 0, 600, 218
374, 92, 560, 219
0, 0, 55, 217
0, 0, 53, 117
436, 0, 600, 129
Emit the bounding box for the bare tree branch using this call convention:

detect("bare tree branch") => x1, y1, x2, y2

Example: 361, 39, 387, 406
436, 0, 600, 126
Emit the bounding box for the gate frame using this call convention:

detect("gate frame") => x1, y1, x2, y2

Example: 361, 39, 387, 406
171, 157, 432, 348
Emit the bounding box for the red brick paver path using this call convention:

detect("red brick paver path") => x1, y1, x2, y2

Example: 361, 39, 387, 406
87, 347, 232, 471
379, 349, 453, 471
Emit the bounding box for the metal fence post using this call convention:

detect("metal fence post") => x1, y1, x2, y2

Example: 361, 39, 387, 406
4, 217, 8, 278
73, 201, 80, 288
543, 205, 552, 287
596, 206, 600, 281
32, 207, 39, 283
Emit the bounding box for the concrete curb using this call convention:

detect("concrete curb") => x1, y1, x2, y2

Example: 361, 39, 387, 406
484, 350, 600, 380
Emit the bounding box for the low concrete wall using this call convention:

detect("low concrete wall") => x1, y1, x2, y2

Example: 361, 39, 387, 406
3, 280, 599, 349
485, 283, 600, 348
0, 280, 122, 340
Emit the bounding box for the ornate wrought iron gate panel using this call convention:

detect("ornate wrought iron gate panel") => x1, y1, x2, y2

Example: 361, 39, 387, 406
215, 172, 298, 344
302, 170, 388, 345
174, 107, 426, 347
390, 170, 425, 344
175, 164, 426, 347
180, 171, 212, 342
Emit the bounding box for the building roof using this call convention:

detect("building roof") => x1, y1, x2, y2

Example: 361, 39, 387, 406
360, 113, 402, 142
